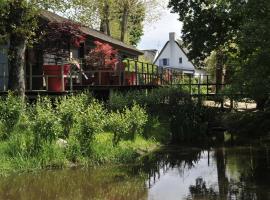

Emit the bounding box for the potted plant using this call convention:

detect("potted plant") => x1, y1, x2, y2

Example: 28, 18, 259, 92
42, 21, 86, 91
85, 41, 118, 85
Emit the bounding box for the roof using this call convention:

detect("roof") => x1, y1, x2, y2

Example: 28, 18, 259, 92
39, 10, 143, 56
141, 49, 158, 62
153, 40, 196, 68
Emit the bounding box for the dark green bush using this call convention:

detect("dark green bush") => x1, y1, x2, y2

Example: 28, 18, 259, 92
0, 94, 25, 140
73, 100, 106, 155
31, 97, 61, 153
56, 93, 91, 138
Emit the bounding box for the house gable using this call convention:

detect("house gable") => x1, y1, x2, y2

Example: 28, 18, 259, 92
154, 33, 195, 73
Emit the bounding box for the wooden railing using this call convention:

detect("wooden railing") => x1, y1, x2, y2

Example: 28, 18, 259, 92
0, 59, 229, 96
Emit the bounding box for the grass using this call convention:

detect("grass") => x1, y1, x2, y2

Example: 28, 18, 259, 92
0, 132, 158, 176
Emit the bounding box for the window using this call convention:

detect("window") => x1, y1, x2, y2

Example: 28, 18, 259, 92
179, 57, 183, 64
161, 58, 169, 66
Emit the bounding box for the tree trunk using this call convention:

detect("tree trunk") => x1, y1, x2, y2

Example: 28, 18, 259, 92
8, 33, 26, 97
100, 2, 111, 36
120, 7, 129, 42
215, 148, 229, 199
215, 49, 225, 93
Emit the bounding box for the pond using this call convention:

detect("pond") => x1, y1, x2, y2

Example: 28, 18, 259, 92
0, 146, 269, 200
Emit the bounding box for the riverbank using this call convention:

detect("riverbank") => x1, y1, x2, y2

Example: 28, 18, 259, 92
0, 88, 269, 176
0, 93, 160, 176
0, 132, 158, 176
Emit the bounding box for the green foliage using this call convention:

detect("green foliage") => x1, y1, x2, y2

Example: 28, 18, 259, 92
38, 142, 66, 168
106, 104, 148, 146
170, 103, 208, 144
107, 111, 130, 146
56, 93, 91, 138
73, 100, 106, 155
108, 87, 190, 111
0, 94, 24, 139
125, 104, 148, 140
31, 97, 61, 153
0, 93, 158, 175
65, 135, 82, 163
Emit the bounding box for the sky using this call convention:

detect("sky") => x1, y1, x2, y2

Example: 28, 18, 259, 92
138, 8, 183, 51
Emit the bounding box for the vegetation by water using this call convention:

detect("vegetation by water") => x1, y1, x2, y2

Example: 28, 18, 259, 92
0, 93, 157, 175
0, 146, 269, 200
0, 87, 269, 175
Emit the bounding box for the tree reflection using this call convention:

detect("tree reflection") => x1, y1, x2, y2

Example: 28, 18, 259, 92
135, 148, 203, 188
187, 177, 218, 200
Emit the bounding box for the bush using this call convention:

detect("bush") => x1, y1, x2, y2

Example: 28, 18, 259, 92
38, 142, 67, 168
170, 103, 208, 144
56, 93, 91, 138
65, 135, 82, 163
106, 111, 130, 146
106, 104, 148, 146
124, 104, 148, 140
0, 93, 25, 140
31, 97, 62, 153
73, 100, 106, 156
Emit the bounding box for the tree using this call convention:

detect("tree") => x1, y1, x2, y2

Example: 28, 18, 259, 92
43, 21, 86, 63
231, 0, 270, 109
86, 41, 118, 70
168, 0, 244, 91
0, 0, 38, 97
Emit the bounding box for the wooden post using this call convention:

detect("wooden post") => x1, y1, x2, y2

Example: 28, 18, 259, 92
198, 75, 202, 105
206, 75, 209, 96
99, 71, 102, 85
198, 75, 201, 95
61, 64, 65, 92
70, 66, 73, 92
46, 75, 49, 91
160, 67, 163, 85
135, 60, 138, 85
146, 63, 149, 84
30, 64, 33, 91
122, 62, 125, 86
189, 75, 192, 95
170, 69, 173, 85
152, 64, 154, 82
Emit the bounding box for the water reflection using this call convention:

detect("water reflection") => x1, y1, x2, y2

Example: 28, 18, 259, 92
0, 147, 269, 200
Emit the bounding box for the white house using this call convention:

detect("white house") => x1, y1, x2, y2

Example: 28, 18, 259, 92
154, 32, 196, 74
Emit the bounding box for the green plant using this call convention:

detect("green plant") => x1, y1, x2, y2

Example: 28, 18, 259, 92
56, 93, 91, 138
106, 111, 130, 146
124, 104, 148, 140
31, 97, 61, 153
38, 142, 67, 168
0, 93, 25, 140
73, 100, 106, 156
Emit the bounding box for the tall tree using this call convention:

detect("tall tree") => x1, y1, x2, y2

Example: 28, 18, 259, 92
0, 0, 37, 97
168, 0, 244, 91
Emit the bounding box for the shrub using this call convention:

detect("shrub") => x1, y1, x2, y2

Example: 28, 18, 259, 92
106, 111, 130, 146
56, 93, 91, 138
106, 104, 148, 146
124, 104, 148, 140
38, 142, 67, 168
0, 93, 25, 140
170, 103, 208, 144
31, 97, 62, 153
65, 135, 82, 163
73, 100, 106, 156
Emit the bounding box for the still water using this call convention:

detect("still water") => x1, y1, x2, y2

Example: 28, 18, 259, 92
0, 147, 269, 200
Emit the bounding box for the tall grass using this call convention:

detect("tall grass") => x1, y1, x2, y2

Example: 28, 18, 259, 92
0, 93, 155, 175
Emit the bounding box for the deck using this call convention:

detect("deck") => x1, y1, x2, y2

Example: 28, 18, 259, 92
0, 59, 233, 99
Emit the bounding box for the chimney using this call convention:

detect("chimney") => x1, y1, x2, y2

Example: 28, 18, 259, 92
169, 32, 175, 43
